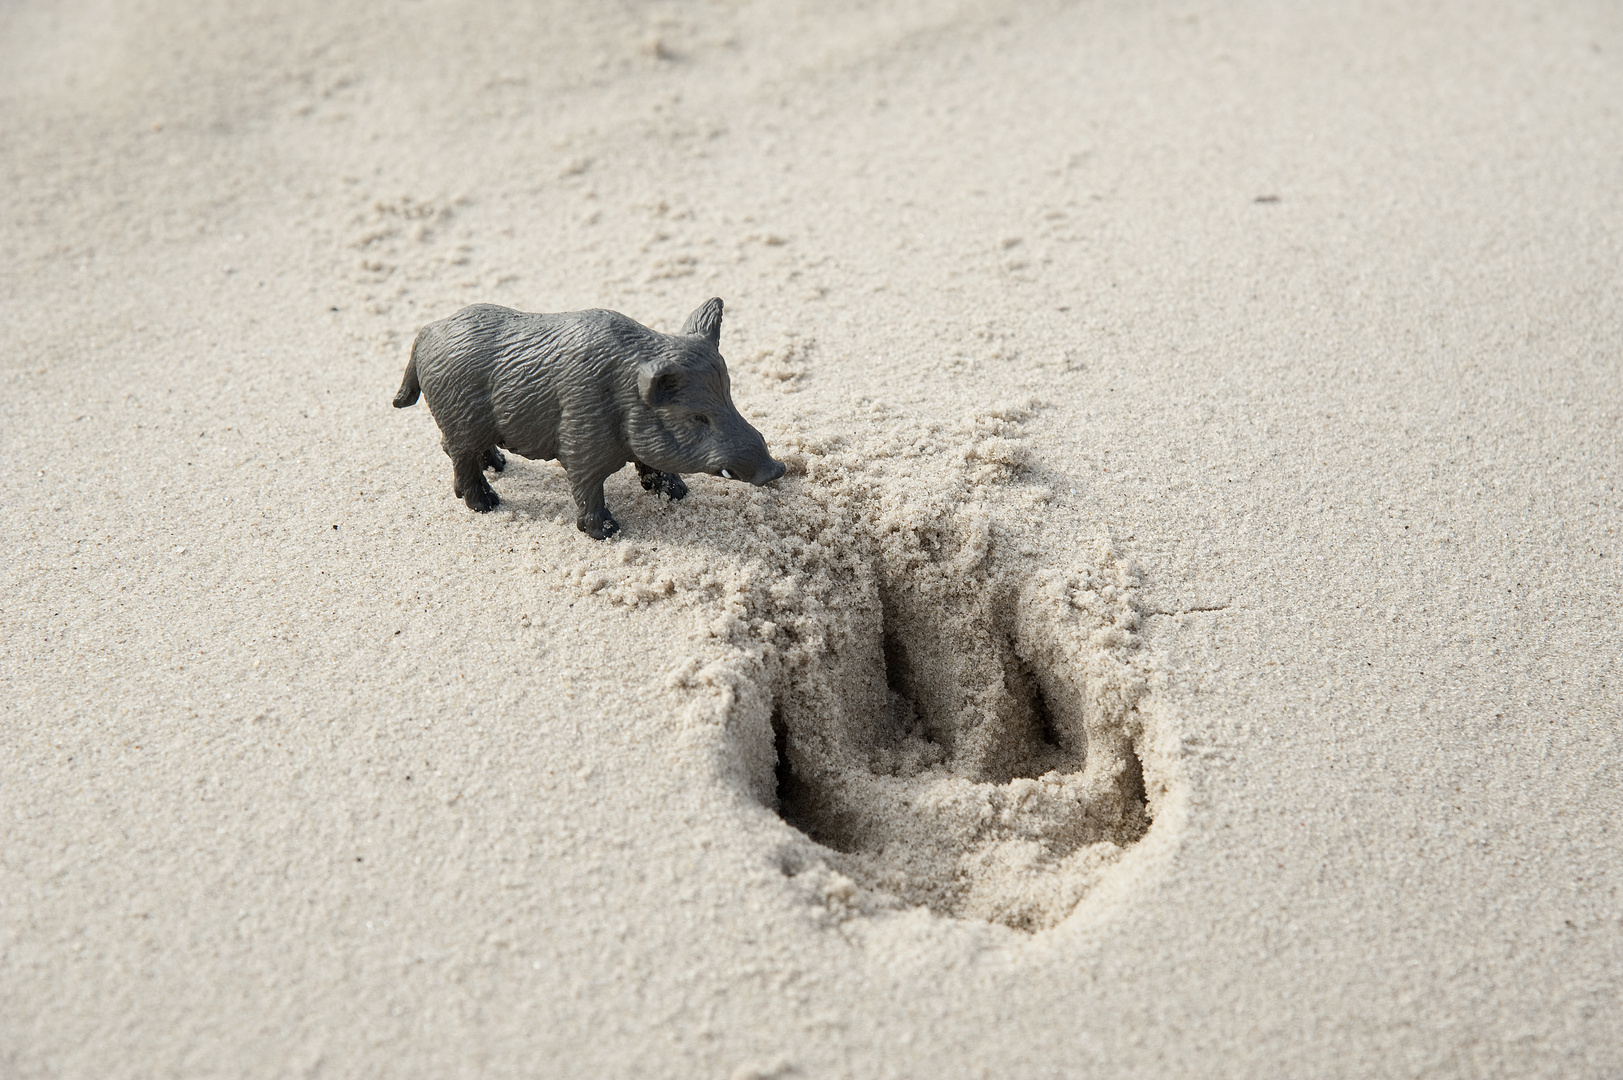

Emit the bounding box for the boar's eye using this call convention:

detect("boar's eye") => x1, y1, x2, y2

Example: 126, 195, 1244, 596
694, 413, 711, 426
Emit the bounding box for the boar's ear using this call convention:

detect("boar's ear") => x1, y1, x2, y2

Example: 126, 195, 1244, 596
638, 360, 681, 407
680, 297, 724, 345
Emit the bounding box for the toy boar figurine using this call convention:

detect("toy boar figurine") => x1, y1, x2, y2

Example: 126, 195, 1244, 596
394, 297, 786, 538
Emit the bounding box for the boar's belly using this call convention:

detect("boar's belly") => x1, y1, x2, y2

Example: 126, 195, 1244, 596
491, 391, 562, 461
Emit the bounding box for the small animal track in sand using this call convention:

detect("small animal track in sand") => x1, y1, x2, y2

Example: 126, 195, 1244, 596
745, 513, 1156, 932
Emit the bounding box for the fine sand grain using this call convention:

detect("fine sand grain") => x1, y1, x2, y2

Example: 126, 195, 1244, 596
4, 1, 1621, 1077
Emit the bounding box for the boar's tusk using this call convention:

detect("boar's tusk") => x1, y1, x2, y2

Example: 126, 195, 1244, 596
721, 468, 734, 480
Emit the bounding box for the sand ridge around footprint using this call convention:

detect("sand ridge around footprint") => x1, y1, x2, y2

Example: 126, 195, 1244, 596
526, 402, 1179, 931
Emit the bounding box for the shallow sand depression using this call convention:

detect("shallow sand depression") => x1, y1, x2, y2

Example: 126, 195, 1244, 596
4, 1, 1621, 1077
634, 415, 1173, 932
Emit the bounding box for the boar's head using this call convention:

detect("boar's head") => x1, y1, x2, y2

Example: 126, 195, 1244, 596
629, 298, 786, 486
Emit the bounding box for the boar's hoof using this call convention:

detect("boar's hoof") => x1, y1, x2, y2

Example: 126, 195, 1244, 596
578, 510, 620, 540
462, 485, 500, 513
483, 447, 506, 473
643, 472, 687, 500
635, 463, 688, 501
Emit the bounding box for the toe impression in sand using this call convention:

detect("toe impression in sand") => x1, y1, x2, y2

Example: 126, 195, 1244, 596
393, 297, 786, 538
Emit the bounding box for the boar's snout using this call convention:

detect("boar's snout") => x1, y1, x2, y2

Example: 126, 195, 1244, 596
717, 457, 786, 485
752, 459, 786, 486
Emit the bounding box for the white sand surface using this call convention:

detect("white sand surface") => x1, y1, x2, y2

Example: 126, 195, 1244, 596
4, 1, 1621, 1076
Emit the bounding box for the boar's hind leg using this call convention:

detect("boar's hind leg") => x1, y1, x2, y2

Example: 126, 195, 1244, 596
483, 447, 506, 473
635, 462, 688, 501
452, 453, 500, 513
570, 471, 619, 540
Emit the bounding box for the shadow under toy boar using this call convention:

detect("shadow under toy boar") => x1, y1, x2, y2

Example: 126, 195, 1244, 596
394, 297, 785, 539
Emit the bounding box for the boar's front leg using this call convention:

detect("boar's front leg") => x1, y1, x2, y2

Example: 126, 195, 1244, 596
634, 461, 688, 501
570, 469, 620, 540
452, 452, 500, 512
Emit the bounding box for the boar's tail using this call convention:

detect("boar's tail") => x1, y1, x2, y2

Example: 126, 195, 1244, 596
393, 345, 421, 408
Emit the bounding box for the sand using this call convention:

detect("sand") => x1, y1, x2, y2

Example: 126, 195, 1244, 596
3, 0, 1620, 1076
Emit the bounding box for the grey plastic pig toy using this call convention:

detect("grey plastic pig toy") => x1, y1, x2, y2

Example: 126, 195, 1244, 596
393, 297, 785, 538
